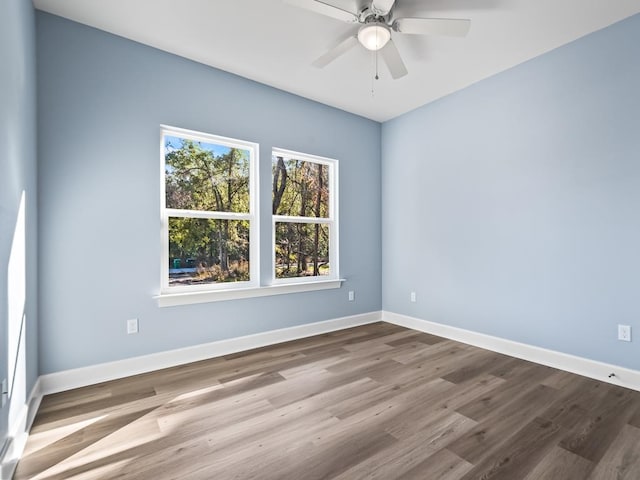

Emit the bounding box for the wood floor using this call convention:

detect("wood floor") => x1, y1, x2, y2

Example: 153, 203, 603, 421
14, 322, 640, 480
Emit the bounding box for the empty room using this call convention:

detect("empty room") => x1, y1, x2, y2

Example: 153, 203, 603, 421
2, 0, 640, 478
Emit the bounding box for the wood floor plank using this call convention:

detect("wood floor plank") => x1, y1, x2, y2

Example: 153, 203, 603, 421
15, 407, 158, 480
457, 416, 563, 480
390, 338, 464, 365
396, 448, 473, 480
386, 376, 500, 441
384, 331, 445, 347
332, 440, 440, 480
454, 363, 555, 422
332, 413, 476, 480
33, 387, 159, 427
588, 424, 640, 479
448, 383, 559, 464
541, 369, 584, 390
523, 446, 594, 480
537, 376, 601, 431
14, 322, 640, 480
627, 401, 640, 429
100, 394, 338, 479
559, 385, 639, 462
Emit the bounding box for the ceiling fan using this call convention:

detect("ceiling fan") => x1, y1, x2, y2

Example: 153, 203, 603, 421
285, 0, 471, 79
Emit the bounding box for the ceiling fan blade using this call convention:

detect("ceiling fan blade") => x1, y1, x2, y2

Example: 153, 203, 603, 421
284, 0, 358, 23
393, 17, 471, 37
370, 0, 396, 16
312, 35, 359, 68
380, 40, 408, 79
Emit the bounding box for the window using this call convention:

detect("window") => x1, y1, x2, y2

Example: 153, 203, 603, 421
161, 126, 259, 293
272, 148, 339, 283
157, 128, 342, 306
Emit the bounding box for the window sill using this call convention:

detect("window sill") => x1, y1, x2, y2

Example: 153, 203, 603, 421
154, 279, 345, 307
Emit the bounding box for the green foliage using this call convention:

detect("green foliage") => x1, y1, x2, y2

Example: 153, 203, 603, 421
272, 157, 329, 217
274, 222, 329, 279
166, 139, 250, 213
168, 218, 250, 285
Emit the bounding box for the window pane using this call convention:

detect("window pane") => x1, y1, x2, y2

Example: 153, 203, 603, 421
272, 156, 329, 218
275, 222, 329, 278
165, 135, 250, 213
168, 217, 250, 286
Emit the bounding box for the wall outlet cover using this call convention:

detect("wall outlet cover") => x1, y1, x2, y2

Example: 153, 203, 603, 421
127, 318, 139, 334
618, 324, 631, 342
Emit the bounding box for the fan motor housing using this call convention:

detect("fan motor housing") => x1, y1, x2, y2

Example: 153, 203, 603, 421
358, 6, 390, 25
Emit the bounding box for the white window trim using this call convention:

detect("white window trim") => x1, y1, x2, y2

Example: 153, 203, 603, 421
159, 125, 260, 295
154, 279, 345, 307
272, 147, 339, 285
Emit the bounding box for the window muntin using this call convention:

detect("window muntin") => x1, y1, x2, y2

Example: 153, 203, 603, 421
161, 126, 258, 293
272, 149, 338, 283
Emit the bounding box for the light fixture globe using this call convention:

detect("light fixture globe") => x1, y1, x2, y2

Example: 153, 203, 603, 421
357, 22, 391, 51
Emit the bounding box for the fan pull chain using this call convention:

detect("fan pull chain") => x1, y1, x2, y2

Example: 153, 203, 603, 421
371, 51, 376, 97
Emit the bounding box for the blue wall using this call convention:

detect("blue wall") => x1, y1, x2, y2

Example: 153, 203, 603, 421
34, 10, 640, 376
1, 0, 38, 447
382, 14, 640, 370
36, 13, 382, 374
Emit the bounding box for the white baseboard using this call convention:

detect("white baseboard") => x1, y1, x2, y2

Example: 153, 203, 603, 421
39, 311, 382, 395
39, 310, 640, 396
1, 378, 43, 480
383, 311, 640, 392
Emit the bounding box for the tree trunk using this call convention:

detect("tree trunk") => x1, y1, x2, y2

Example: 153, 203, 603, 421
227, 150, 238, 212
313, 164, 323, 276
272, 156, 287, 214
218, 228, 228, 273
296, 224, 303, 274
299, 165, 309, 275
222, 222, 229, 274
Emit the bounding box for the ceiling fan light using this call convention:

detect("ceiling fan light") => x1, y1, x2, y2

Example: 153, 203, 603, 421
357, 23, 391, 51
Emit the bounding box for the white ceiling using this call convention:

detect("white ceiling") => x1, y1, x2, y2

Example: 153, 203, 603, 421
33, 0, 640, 122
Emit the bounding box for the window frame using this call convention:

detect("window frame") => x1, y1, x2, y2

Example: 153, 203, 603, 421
271, 147, 339, 285
160, 125, 260, 295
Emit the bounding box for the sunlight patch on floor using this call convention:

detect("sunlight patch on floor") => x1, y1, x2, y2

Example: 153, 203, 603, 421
23, 414, 107, 457
170, 382, 225, 402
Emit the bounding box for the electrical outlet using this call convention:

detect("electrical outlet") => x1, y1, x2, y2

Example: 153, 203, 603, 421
410, 291, 416, 303
127, 318, 139, 335
1, 378, 7, 407
348, 291, 355, 301
618, 324, 631, 342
